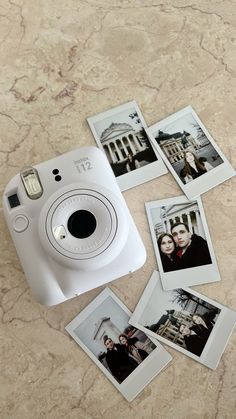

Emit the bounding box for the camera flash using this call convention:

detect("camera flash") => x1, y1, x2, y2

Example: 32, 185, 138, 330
20, 167, 43, 199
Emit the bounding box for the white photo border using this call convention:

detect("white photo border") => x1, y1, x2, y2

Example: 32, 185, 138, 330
87, 101, 168, 191
147, 106, 236, 199
129, 271, 236, 370
145, 195, 221, 290
65, 287, 172, 402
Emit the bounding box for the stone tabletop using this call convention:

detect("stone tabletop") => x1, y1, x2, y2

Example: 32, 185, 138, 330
0, 1, 236, 418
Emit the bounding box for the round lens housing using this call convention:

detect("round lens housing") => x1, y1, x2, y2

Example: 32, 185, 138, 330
39, 184, 129, 271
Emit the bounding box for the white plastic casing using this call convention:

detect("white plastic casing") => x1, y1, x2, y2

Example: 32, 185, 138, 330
2, 146, 146, 306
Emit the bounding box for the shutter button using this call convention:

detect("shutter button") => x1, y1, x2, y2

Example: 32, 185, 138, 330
13, 215, 29, 232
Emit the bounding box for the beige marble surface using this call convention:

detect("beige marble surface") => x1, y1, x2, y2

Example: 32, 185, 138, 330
0, 0, 236, 418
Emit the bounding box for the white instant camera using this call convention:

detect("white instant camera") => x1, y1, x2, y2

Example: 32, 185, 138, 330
3, 146, 146, 306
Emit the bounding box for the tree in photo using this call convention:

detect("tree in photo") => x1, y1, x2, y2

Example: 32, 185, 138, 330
171, 289, 214, 312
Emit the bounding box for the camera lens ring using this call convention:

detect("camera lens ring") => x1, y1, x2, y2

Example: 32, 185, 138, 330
39, 184, 129, 271
48, 192, 116, 256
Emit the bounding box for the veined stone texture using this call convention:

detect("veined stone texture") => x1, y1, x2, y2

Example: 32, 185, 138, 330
0, 1, 236, 418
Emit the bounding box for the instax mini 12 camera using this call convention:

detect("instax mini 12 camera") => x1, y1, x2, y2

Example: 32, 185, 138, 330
3, 147, 146, 306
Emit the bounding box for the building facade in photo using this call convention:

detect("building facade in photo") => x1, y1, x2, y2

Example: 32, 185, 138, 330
93, 317, 121, 347
155, 202, 205, 239
100, 122, 147, 164
156, 130, 202, 164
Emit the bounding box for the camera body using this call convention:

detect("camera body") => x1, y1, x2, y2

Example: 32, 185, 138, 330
3, 146, 146, 306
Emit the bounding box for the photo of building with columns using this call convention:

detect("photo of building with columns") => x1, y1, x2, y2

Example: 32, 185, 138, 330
155, 130, 201, 164
154, 201, 205, 240
100, 122, 147, 164
99, 122, 157, 176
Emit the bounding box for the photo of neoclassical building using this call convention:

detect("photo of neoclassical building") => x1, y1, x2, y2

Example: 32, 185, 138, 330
98, 120, 157, 176
88, 103, 169, 184
155, 130, 202, 164
153, 201, 205, 239
100, 122, 147, 164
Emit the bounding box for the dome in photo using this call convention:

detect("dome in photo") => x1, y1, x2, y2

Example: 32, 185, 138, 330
101, 122, 133, 141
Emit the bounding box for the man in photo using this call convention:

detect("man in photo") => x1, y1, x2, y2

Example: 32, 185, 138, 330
103, 336, 138, 383
179, 324, 207, 356
171, 222, 212, 269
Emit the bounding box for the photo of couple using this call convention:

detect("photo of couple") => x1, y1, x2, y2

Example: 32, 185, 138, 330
68, 294, 156, 384
130, 271, 236, 369
148, 200, 212, 273
66, 288, 172, 401
147, 306, 220, 357
158, 222, 212, 272
101, 328, 153, 383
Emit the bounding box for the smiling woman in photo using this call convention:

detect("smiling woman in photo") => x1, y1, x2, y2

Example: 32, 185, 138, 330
181, 150, 214, 183
157, 233, 180, 272
191, 309, 219, 339
190, 314, 212, 340
119, 334, 149, 364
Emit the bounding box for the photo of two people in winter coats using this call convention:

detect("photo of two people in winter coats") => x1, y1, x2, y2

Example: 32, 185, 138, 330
149, 199, 212, 273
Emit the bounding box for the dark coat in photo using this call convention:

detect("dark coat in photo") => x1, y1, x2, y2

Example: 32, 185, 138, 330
183, 333, 206, 356
176, 233, 212, 269
105, 343, 138, 383
203, 309, 219, 325
126, 337, 149, 362
180, 162, 207, 181
190, 324, 211, 340
160, 251, 181, 272
190, 309, 219, 340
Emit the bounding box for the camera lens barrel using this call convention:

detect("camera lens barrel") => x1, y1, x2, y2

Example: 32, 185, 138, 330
39, 184, 129, 271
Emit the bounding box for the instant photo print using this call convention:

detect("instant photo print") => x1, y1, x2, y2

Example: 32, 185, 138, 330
65, 287, 172, 402
130, 271, 236, 370
145, 195, 221, 290
87, 101, 167, 191
147, 106, 235, 199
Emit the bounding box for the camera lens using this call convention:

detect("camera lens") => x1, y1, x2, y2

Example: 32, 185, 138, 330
67, 210, 97, 239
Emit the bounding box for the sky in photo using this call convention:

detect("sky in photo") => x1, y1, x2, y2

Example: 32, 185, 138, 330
153, 112, 204, 140
94, 107, 144, 138
73, 296, 129, 356
140, 276, 189, 326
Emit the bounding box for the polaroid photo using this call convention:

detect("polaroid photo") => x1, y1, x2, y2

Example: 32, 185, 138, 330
65, 287, 172, 402
145, 195, 221, 290
87, 101, 168, 191
147, 106, 236, 199
130, 271, 236, 370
